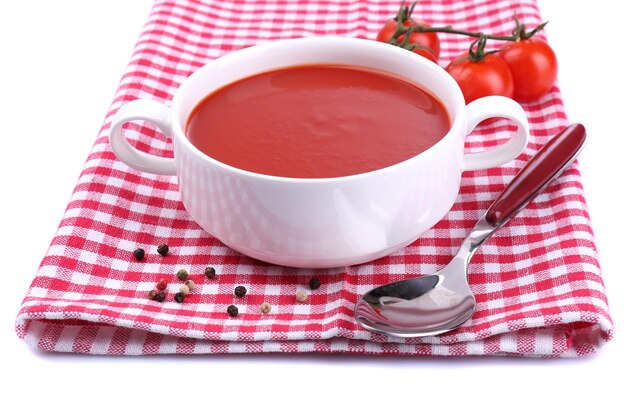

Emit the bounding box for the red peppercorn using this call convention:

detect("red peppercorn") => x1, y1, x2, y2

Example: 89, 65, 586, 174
156, 279, 168, 291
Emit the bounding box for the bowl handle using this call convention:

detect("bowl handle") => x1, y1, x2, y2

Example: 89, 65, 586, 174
108, 99, 177, 175
462, 96, 530, 171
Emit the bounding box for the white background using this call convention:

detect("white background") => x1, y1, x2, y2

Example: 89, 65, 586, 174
0, 1, 623, 415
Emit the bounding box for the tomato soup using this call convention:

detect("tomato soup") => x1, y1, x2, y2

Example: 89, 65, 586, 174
185, 65, 450, 178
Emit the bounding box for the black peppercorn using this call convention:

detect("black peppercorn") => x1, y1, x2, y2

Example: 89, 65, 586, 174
157, 244, 169, 256
308, 278, 321, 290
234, 286, 247, 298
174, 292, 185, 303
133, 248, 145, 261
154, 291, 166, 302
204, 266, 216, 279
147, 289, 158, 300
227, 304, 239, 317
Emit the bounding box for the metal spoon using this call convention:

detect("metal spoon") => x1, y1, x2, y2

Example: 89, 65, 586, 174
354, 123, 587, 338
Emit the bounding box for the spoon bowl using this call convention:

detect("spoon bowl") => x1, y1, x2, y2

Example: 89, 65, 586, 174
354, 124, 587, 338
355, 269, 475, 337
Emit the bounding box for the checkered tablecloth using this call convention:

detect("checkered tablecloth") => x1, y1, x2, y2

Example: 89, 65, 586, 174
15, 0, 613, 357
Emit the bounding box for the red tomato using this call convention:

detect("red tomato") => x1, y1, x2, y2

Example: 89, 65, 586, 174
445, 53, 514, 104
499, 38, 558, 101
376, 19, 441, 61
409, 46, 438, 63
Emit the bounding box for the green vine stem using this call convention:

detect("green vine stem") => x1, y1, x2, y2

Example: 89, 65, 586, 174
511, 13, 549, 40
388, 1, 548, 45
407, 23, 518, 42
389, 26, 436, 54
448, 35, 500, 67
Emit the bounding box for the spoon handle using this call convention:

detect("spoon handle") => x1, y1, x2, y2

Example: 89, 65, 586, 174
485, 123, 587, 227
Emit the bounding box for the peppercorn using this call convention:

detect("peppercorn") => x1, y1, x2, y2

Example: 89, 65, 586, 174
296, 291, 308, 302
227, 304, 238, 317
133, 248, 145, 261
147, 289, 158, 300
308, 278, 321, 290
204, 266, 216, 279
174, 292, 185, 303
176, 269, 188, 281
234, 286, 247, 298
260, 302, 271, 314
184, 279, 195, 290
156, 278, 168, 291
157, 244, 169, 256
178, 285, 190, 296
154, 291, 166, 302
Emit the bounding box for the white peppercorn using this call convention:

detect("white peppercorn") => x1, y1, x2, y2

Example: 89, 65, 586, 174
260, 302, 271, 314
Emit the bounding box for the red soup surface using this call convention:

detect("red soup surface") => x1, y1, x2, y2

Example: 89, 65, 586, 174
186, 65, 450, 178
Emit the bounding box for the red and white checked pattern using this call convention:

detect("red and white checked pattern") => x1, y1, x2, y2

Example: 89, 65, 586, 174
15, 0, 613, 357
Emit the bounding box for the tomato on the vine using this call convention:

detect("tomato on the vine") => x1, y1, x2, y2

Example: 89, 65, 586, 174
499, 38, 558, 101
376, 2, 556, 101
446, 53, 514, 104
